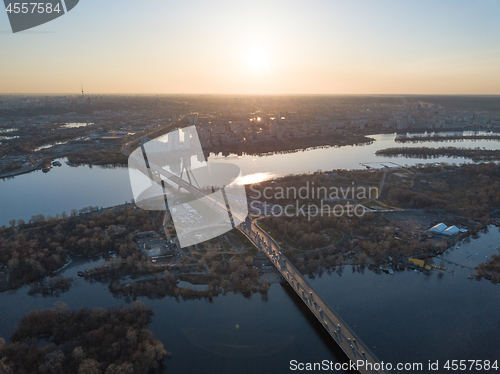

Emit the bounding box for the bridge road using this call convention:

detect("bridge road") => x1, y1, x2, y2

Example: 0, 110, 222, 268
239, 219, 390, 374
131, 138, 388, 373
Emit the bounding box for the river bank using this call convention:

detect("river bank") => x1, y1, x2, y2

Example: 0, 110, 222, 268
2, 229, 499, 373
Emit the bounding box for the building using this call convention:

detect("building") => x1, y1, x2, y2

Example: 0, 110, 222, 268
443, 226, 459, 236
408, 258, 425, 268
429, 223, 447, 234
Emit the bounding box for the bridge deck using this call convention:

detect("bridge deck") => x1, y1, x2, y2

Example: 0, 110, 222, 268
239, 219, 390, 374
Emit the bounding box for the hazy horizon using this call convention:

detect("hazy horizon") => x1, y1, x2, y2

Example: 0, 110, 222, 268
2, 93, 500, 97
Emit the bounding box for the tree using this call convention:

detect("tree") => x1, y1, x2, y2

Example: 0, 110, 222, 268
105, 362, 133, 374
40, 350, 64, 374
72, 346, 85, 363
78, 359, 101, 374
0, 358, 13, 374
244, 256, 253, 267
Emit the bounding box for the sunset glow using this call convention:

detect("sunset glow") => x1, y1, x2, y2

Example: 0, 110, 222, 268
246, 44, 269, 72
0, 0, 499, 94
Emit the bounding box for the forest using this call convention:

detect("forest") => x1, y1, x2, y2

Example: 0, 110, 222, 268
247, 163, 500, 277
0, 301, 168, 374
106, 260, 270, 301
395, 134, 500, 143
262, 213, 443, 268
385, 162, 500, 223
0, 201, 273, 298
0, 205, 163, 290
476, 243, 500, 283
207, 134, 374, 156
0, 161, 23, 174
376, 146, 500, 161
0, 126, 89, 159
28, 276, 73, 297
246, 170, 382, 207
66, 151, 128, 166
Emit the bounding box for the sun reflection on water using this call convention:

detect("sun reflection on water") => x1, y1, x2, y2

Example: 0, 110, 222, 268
235, 172, 277, 185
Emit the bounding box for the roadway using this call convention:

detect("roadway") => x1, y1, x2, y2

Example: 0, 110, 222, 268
238, 218, 390, 374
0, 159, 44, 178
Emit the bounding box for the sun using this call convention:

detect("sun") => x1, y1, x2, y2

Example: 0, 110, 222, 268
246, 43, 269, 71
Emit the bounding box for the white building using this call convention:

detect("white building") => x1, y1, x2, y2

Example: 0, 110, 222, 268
429, 223, 447, 234
443, 226, 459, 236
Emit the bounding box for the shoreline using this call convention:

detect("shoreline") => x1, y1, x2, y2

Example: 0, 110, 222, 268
4, 128, 500, 180
0, 160, 44, 179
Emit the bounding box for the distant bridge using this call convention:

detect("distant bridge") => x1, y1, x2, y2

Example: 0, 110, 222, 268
132, 136, 389, 373
239, 218, 390, 374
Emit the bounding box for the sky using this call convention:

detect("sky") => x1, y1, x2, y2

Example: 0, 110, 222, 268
1, 0, 500, 95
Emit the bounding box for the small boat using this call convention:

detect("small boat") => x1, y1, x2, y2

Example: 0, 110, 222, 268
77, 271, 84, 277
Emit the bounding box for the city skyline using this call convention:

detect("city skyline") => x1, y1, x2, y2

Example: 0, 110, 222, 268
2, 2, 500, 372
1, 0, 500, 95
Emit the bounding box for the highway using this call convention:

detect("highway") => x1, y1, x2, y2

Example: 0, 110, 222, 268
130, 130, 388, 373
239, 218, 390, 374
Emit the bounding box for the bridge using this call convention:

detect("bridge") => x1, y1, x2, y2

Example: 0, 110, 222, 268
239, 218, 390, 374
130, 134, 389, 373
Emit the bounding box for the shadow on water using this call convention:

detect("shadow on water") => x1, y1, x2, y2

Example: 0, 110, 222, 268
182, 328, 295, 358
279, 281, 356, 373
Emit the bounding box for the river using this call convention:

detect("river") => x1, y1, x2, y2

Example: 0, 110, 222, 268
1, 132, 500, 373
0, 227, 499, 373
2, 132, 500, 226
